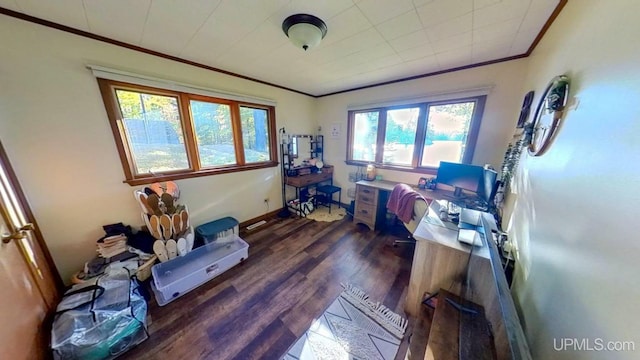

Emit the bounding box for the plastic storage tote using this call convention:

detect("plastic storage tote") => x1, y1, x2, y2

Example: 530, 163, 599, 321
151, 235, 248, 306
195, 216, 239, 245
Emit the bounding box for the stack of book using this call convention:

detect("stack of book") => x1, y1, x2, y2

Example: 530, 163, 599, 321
97, 234, 128, 258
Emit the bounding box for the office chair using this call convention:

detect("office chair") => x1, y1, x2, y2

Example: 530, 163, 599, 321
391, 198, 430, 246
386, 184, 431, 246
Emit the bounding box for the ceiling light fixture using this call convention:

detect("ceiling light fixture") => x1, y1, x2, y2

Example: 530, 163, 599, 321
282, 14, 327, 51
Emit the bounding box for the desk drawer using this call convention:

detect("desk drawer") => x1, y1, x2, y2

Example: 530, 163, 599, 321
354, 202, 376, 223
286, 172, 331, 187
356, 185, 378, 205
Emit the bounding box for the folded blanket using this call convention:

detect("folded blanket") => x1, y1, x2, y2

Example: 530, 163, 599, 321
387, 184, 428, 223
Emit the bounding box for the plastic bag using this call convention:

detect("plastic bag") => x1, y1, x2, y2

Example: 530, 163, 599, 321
51, 268, 148, 360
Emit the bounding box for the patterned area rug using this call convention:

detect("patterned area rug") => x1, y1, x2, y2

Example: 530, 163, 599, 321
282, 285, 406, 360
305, 207, 346, 222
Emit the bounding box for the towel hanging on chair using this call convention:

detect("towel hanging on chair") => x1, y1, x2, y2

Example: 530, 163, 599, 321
387, 184, 427, 223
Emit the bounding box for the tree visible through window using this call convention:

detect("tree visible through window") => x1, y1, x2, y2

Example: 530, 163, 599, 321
421, 102, 476, 167
191, 100, 236, 167
116, 90, 189, 174
383, 107, 420, 166
240, 106, 270, 163
347, 96, 485, 172
352, 111, 378, 162
98, 79, 277, 185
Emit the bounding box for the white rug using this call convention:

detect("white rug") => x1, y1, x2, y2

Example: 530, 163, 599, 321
282, 285, 406, 360
305, 207, 346, 222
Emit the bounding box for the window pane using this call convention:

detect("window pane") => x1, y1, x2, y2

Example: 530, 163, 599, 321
352, 112, 379, 162
421, 102, 476, 167
191, 100, 236, 167
115, 90, 189, 174
383, 107, 420, 165
240, 106, 271, 163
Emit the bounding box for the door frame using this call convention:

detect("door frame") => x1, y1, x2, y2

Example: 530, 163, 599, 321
0, 141, 64, 291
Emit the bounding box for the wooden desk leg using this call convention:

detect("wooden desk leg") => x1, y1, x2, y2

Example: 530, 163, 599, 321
406, 240, 429, 317
405, 239, 469, 317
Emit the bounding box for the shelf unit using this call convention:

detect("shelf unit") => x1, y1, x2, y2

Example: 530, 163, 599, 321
282, 134, 323, 173
310, 135, 323, 163
280, 134, 329, 216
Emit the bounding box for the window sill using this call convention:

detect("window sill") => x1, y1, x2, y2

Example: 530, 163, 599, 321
345, 160, 438, 176
124, 161, 279, 186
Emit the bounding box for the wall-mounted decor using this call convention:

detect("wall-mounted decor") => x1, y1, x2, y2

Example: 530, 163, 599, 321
330, 122, 341, 138
499, 91, 535, 191
527, 75, 570, 156
516, 91, 535, 129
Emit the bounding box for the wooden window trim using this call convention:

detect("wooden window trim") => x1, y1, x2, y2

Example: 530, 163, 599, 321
412, 104, 428, 168
231, 103, 245, 165
375, 110, 387, 164
346, 111, 356, 162
346, 96, 487, 172
345, 160, 439, 175
97, 78, 278, 186
179, 95, 200, 170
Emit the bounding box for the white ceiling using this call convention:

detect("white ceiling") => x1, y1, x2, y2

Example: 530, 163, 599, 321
0, 0, 561, 96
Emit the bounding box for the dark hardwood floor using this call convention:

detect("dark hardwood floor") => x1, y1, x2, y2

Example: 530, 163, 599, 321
121, 215, 416, 360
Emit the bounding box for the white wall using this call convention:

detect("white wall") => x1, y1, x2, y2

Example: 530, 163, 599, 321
507, 1, 640, 358
315, 60, 528, 198
0, 16, 316, 283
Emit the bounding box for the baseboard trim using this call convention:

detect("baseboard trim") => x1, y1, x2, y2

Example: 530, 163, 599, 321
239, 208, 283, 230
239, 203, 351, 231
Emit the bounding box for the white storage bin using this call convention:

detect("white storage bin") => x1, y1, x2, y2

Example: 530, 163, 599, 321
151, 235, 248, 306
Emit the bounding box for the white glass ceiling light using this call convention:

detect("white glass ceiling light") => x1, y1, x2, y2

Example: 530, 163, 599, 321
282, 14, 327, 51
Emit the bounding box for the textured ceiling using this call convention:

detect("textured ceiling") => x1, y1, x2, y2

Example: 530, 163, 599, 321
0, 0, 562, 96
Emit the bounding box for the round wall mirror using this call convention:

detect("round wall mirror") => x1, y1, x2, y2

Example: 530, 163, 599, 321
527, 75, 570, 156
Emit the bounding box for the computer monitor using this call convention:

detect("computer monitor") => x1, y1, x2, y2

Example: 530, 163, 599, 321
436, 161, 485, 198
478, 168, 498, 207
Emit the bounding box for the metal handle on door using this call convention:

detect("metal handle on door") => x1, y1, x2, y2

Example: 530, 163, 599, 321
2, 223, 34, 244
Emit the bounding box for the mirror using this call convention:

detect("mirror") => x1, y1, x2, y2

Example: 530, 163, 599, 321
527, 75, 570, 156
291, 135, 312, 167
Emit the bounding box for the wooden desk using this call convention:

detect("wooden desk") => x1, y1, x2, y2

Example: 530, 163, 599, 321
352, 181, 492, 316
407, 200, 492, 316
425, 290, 495, 360
410, 202, 512, 360
284, 167, 333, 216
353, 180, 516, 359
285, 169, 332, 188
353, 180, 437, 230
352, 181, 507, 357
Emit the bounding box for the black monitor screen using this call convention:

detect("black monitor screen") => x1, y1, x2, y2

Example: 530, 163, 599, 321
479, 168, 498, 204
436, 161, 485, 194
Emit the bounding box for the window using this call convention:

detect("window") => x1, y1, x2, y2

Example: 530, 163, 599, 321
383, 107, 421, 166
347, 96, 486, 173
352, 111, 379, 162
98, 79, 277, 185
